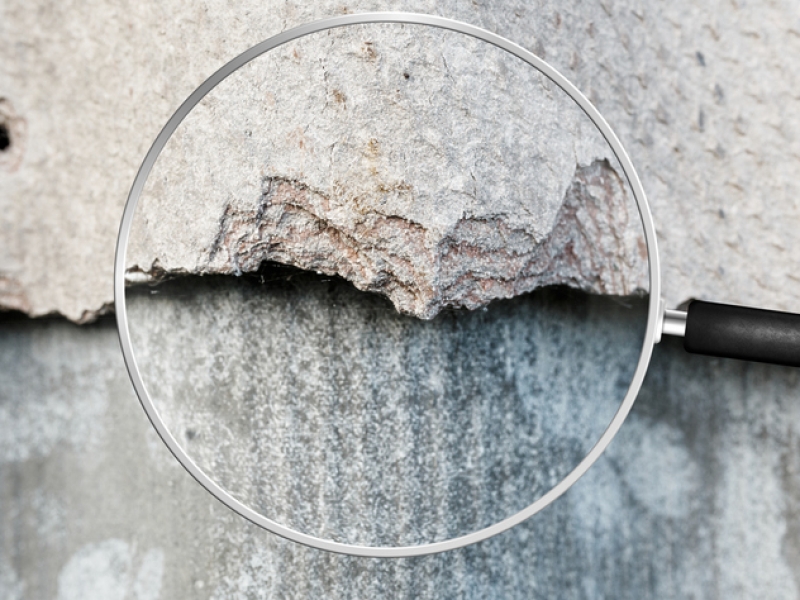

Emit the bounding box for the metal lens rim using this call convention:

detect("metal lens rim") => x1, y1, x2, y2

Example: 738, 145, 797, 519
114, 12, 662, 558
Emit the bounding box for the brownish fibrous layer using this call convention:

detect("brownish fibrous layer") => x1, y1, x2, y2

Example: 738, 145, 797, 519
129, 159, 647, 319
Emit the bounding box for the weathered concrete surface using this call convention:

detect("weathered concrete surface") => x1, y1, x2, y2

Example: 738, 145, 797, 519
2, 0, 800, 320
2, 286, 800, 598
2, 1, 800, 598
127, 270, 646, 546
125, 24, 647, 318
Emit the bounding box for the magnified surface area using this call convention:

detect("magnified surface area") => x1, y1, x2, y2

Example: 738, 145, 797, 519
124, 21, 651, 547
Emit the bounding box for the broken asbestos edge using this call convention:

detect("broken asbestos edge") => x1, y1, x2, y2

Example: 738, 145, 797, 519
126, 159, 649, 320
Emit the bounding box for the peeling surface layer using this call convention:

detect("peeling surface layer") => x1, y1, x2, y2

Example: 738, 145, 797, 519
131, 160, 646, 318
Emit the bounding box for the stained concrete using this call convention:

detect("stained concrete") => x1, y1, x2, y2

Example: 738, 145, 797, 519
126, 269, 647, 547
2, 278, 800, 598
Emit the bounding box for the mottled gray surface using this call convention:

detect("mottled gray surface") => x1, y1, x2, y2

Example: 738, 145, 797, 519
1, 0, 800, 320
127, 271, 646, 546
2, 284, 800, 598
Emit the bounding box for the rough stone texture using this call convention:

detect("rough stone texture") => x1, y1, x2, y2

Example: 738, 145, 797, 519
125, 23, 646, 318
130, 161, 645, 319
2, 289, 800, 598
1, 0, 800, 320
2, 1, 800, 598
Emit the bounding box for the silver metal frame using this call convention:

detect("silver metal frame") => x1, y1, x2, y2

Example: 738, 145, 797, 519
114, 12, 662, 557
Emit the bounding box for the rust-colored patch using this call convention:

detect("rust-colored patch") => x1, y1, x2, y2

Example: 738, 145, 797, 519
331, 88, 346, 105
376, 181, 412, 194
367, 138, 380, 157
361, 41, 377, 61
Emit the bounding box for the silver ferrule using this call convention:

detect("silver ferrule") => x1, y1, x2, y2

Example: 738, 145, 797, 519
662, 309, 688, 338
655, 299, 688, 343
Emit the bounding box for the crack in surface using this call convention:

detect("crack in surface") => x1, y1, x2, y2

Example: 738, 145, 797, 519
127, 159, 647, 319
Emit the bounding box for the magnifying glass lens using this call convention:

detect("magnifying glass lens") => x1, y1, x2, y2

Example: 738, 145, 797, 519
124, 23, 650, 547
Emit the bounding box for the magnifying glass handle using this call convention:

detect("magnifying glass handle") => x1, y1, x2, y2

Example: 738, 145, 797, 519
662, 300, 800, 367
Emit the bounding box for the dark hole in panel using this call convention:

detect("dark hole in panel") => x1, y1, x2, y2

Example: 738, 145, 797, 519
0, 123, 10, 151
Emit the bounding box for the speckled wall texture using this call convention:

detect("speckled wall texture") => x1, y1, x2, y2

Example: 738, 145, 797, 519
1, 1, 800, 598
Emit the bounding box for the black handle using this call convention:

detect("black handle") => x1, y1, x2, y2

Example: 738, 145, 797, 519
684, 300, 800, 367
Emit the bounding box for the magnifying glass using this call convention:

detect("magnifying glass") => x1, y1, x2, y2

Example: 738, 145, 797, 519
115, 13, 800, 558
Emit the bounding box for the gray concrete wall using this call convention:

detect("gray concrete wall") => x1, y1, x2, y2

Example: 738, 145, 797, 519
2, 0, 800, 598
2, 285, 800, 598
